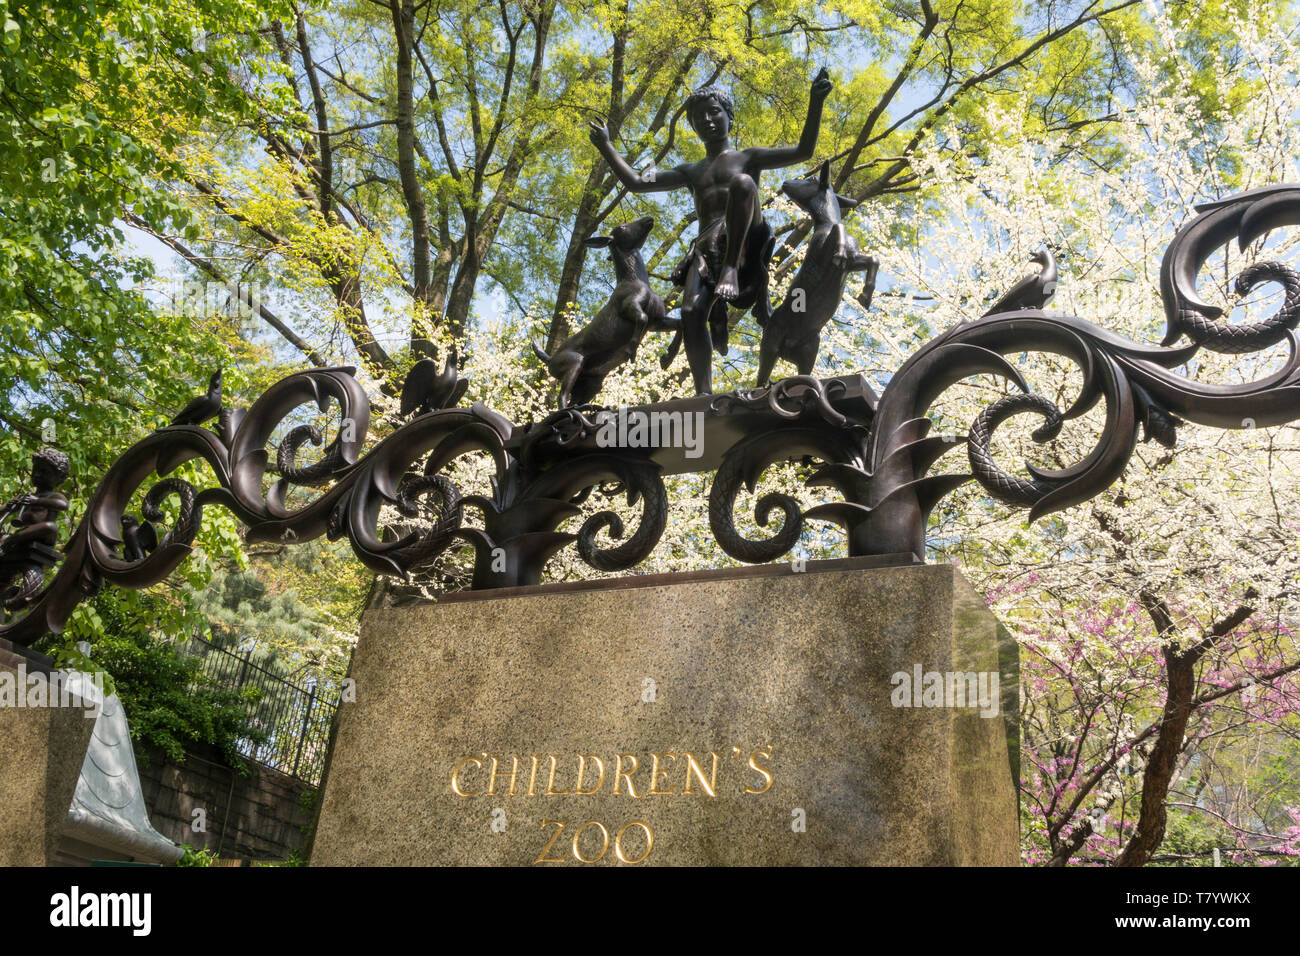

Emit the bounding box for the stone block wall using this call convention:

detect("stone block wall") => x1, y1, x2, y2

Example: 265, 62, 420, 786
136, 742, 315, 862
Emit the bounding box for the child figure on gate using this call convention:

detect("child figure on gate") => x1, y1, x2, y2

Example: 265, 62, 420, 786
0, 447, 69, 610
588, 68, 833, 395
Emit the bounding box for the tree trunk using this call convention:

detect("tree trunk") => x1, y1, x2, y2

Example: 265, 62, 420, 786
1114, 645, 1196, 866
547, 191, 602, 350
323, 259, 394, 389
391, 0, 436, 358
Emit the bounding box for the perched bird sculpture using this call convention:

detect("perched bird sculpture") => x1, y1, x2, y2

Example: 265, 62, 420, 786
400, 348, 468, 418
170, 370, 223, 427
983, 247, 1058, 316
120, 514, 158, 563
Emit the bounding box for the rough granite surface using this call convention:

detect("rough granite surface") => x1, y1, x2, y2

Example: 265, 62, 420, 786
0, 659, 97, 866
313, 561, 1019, 866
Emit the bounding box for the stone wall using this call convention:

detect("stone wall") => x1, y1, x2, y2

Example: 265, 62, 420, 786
136, 743, 315, 862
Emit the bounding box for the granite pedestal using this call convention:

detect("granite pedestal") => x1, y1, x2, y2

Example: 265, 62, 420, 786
0, 643, 98, 866
313, 558, 1020, 866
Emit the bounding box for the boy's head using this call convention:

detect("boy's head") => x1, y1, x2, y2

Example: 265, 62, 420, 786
685, 85, 734, 138
31, 448, 70, 493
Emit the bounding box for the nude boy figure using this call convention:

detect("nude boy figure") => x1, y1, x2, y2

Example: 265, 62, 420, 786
588, 68, 832, 394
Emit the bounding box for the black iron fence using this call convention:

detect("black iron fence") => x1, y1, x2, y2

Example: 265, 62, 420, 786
184, 635, 340, 787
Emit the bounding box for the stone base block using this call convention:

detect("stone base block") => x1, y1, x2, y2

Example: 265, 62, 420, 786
313, 559, 1019, 866
0, 648, 97, 867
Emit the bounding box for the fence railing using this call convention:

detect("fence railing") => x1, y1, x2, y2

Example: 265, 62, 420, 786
184, 636, 339, 787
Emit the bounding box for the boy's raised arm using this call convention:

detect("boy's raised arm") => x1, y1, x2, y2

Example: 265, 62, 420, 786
751, 68, 832, 171
588, 120, 687, 192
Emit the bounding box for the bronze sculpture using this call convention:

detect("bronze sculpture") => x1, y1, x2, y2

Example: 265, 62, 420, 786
0, 448, 69, 612
588, 68, 833, 394
401, 348, 468, 418
532, 216, 678, 408
5, 109, 1300, 645
982, 247, 1058, 316
755, 161, 879, 387
171, 369, 223, 427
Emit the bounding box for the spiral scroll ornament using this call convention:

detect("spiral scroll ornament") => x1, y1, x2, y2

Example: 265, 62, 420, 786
1175, 260, 1300, 354
576, 465, 669, 572
276, 425, 350, 487
387, 474, 463, 570
966, 394, 1065, 507
5, 184, 1300, 645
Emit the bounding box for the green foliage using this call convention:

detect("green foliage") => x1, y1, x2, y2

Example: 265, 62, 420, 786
253, 848, 306, 867
0, 0, 282, 483
151, 0, 1284, 370
176, 844, 219, 867
187, 538, 365, 685
1157, 812, 1232, 866
35, 590, 268, 771
43, 639, 116, 698
0, 1, 271, 662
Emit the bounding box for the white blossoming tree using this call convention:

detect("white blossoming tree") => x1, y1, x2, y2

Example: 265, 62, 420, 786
857, 2, 1300, 865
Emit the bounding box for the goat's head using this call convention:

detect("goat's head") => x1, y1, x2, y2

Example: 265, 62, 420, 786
586, 216, 655, 259
781, 162, 860, 218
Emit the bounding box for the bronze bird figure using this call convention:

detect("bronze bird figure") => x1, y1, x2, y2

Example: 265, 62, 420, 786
170, 370, 223, 427
120, 514, 158, 563
983, 247, 1058, 316
400, 348, 467, 417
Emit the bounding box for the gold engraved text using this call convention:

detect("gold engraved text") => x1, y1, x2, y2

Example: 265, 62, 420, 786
744, 746, 774, 794
450, 756, 482, 796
